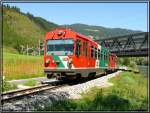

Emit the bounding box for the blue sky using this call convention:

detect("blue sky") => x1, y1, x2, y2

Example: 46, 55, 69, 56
5, 3, 148, 31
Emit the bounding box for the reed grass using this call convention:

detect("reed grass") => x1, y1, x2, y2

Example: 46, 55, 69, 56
3, 52, 45, 80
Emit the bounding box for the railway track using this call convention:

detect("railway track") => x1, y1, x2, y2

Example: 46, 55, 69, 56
2, 71, 122, 103
2, 83, 67, 102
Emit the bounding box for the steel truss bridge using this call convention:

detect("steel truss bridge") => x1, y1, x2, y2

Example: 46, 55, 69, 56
95, 32, 149, 57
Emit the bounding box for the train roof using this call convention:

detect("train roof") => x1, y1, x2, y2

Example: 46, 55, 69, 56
50, 27, 98, 45
76, 32, 98, 45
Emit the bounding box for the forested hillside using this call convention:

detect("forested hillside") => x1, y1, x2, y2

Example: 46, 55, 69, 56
3, 5, 142, 52
3, 5, 58, 52
62, 23, 141, 39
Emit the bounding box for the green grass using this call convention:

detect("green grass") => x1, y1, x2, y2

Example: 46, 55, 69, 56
3, 52, 45, 80
2, 80, 17, 92
37, 72, 148, 111
3, 46, 19, 54
23, 79, 39, 86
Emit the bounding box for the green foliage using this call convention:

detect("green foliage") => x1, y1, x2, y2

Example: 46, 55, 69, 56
2, 80, 17, 92
37, 72, 148, 111
33, 17, 58, 32
3, 4, 20, 12
135, 57, 148, 65
117, 57, 148, 71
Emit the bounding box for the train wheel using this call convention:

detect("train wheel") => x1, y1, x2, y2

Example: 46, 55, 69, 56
56, 76, 60, 80
47, 74, 53, 79
88, 72, 96, 79
75, 74, 82, 82
58, 77, 68, 81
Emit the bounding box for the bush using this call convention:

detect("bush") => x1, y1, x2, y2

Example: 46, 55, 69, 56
129, 61, 137, 69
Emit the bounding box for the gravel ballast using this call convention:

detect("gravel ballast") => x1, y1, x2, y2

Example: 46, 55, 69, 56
2, 71, 122, 111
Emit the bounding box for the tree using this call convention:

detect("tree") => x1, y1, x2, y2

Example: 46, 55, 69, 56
11, 6, 20, 12
26, 12, 34, 20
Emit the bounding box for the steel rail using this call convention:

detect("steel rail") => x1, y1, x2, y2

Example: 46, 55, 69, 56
2, 84, 67, 102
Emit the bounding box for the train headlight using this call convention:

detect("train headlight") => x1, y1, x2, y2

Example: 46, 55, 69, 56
58, 31, 63, 36
46, 59, 50, 64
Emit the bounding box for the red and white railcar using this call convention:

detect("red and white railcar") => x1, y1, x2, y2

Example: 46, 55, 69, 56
44, 28, 117, 80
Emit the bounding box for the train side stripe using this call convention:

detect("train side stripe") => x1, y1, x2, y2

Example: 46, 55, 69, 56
52, 55, 65, 68
59, 56, 68, 68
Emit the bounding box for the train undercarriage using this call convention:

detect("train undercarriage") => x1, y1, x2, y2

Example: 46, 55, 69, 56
44, 67, 117, 80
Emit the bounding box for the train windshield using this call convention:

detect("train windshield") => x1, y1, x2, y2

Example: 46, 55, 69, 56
46, 39, 74, 55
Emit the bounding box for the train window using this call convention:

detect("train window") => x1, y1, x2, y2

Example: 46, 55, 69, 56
100, 50, 103, 60
83, 42, 88, 57
83, 42, 85, 56
103, 52, 105, 61
95, 47, 97, 59
107, 52, 109, 60
85, 42, 88, 57
93, 47, 95, 59
103, 52, 104, 60
91, 46, 94, 58
98, 49, 100, 59
75, 39, 81, 57
106, 52, 108, 61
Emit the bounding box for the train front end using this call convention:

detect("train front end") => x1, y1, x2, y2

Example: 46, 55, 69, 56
44, 28, 76, 80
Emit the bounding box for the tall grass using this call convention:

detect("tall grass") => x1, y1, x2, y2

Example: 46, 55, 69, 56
3, 52, 45, 80
38, 72, 148, 111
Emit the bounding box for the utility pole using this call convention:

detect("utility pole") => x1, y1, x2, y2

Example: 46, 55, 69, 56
20, 45, 24, 54
39, 40, 40, 56
27, 44, 29, 56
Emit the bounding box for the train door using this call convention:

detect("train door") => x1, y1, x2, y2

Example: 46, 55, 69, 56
113, 55, 117, 68
83, 41, 88, 67
97, 45, 101, 68
101, 47, 109, 68
109, 54, 113, 69
90, 45, 95, 67
105, 50, 109, 67
99, 47, 105, 67
87, 42, 92, 67
95, 47, 99, 68
75, 39, 83, 67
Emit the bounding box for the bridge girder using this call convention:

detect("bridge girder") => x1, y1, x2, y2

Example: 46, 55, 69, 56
95, 32, 149, 57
